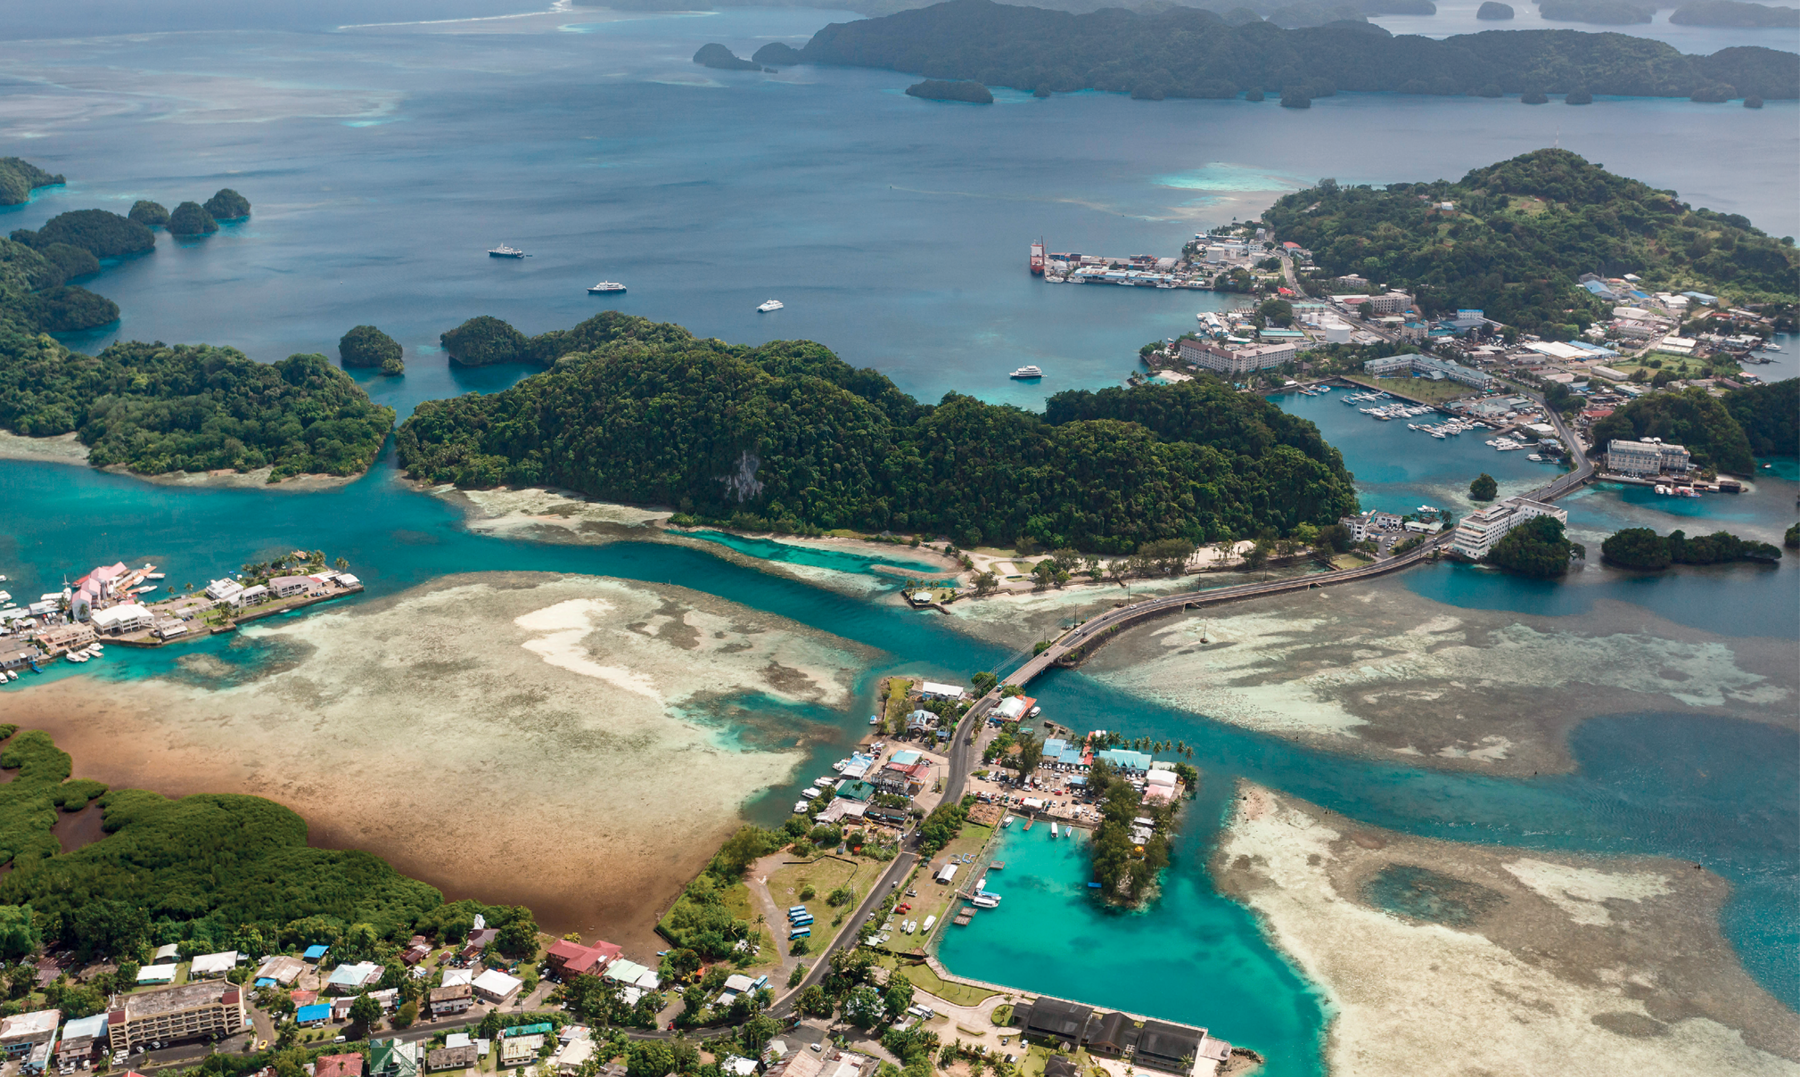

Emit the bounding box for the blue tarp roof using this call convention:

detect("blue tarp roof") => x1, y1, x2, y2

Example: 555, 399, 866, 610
303, 945, 330, 959
296, 1004, 331, 1023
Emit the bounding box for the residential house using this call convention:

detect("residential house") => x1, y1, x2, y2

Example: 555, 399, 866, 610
371, 1039, 421, 1077
255, 956, 306, 986
106, 983, 245, 1053
498, 1036, 544, 1069
302, 945, 331, 963
326, 962, 382, 994
460, 929, 498, 958
429, 984, 473, 1019
427, 1047, 478, 1073
315, 1055, 364, 1077
1, 1012, 60, 1061
268, 576, 312, 599
295, 1004, 332, 1028
55, 1013, 107, 1071
189, 951, 239, 979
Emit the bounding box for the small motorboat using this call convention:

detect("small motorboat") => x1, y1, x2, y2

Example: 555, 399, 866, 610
757, 299, 784, 312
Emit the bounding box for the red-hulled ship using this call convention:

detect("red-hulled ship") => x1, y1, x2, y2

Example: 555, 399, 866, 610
1030, 240, 1045, 275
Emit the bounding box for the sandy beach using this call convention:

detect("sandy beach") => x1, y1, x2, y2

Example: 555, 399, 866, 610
1215, 782, 1800, 1074
6, 571, 876, 953
0, 431, 89, 466
1082, 575, 1796, 776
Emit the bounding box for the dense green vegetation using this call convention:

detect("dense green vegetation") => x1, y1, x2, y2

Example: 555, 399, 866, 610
1085, 759, 1176, 905
793, 1, 1798, 100
37, 242, 99, 284
0, 158, 62, 206
1601, 525, 1782, 568
0, 338, 395, 478
398, 314, 1357, 551
1786, 522, 1800, 548
204, 188, 252, 220
1589, 385, 1759, 473
1469, 472, 1497, 500
1477, 1, 1515, 17
1722, 378, 1798, 457
0, 728, 442, 961
694, 43, 764, 70
1265, 150, 1800, 337
24, 285, 118, 332
657, 826, 781, 959
12, 209, 154, 260
129, 200, 170, 228
169, 200, 221, 237
339, 324, 405, 375
1485, 514, 1582, 576
906, 78, 994, 102
1671, 0, 1800, 26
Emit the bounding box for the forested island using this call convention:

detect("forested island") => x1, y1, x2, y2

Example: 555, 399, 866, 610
0, 158, 63, 206
1591, 380, 1797, 474
1671, 0, 1800, 26
785, 0, 1798, 100
0, 335, 395, 479
401, 313, 1357, 551
1600, 526, 1782, 568
906, 78, 994, 101
694, 43, 765, 70
339, 324, 406, 375
1485, 515, 1584, 577
1264, 150, 1800, 338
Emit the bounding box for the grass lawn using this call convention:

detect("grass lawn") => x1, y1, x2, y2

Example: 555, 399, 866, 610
883, 677, 913, 734
1344, 374, 1475, 405
720, 881, 780, 971
874, 953, 999, 1008
767, 854, 877, 943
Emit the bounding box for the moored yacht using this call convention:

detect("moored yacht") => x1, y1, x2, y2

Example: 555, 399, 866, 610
1009, 365, 1043, 379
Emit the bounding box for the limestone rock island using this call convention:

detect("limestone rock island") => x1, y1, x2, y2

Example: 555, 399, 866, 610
168, 201, 220, 237
338, 324, 405, 376
693, 43, 763, 71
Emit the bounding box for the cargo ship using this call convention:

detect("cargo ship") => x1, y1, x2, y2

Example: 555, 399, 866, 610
1030, 240, 1045, 275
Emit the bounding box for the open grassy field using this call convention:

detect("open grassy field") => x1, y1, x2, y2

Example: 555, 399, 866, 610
767, 854, 879, 950
874, 953, 999, 1008
883, 677, 914, 734
1343, 374, 1475, 405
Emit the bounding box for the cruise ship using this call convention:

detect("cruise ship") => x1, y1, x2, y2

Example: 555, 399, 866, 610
487, 244, 527, 258
1009, 365, 1043, 380
757, 299, 783, 312
588, 281, 626, 294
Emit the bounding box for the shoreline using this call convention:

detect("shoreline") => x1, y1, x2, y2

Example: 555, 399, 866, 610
0, 429, 365, 489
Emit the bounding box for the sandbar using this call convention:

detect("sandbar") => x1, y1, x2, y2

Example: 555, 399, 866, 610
1215, 782, 1800, 1074
0, 431, 88, 466
6, 571, 876, 953
1083, 575, 1795, 776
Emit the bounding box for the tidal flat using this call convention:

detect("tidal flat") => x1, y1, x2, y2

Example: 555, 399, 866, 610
1081, 573, 1795, 776
7, 572, 874, 951
1215, 783, 1800, 1074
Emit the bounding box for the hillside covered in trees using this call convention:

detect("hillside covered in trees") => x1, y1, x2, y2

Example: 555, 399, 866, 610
786, 0, 1798, 100
1590, 381, 1797, 473
1263, 150, 1800, 336
399, 313, 1357, 551
0, 337, 395, 478
0, 158, 63, 206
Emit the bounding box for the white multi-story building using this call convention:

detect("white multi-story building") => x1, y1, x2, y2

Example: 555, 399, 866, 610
204, 578, 244, 604
1606, 438, 1692, 478
1176, 339, 1297, 375
1363, 353, 1493, 389
1450, 497, 1568, 560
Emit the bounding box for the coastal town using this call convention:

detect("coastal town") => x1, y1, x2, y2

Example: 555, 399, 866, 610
0, 553, 363, 678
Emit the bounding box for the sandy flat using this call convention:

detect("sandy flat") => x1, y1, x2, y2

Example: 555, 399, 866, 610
1215, 783, 1800, 1075
0, 431, 89, 466
7, 572, 876, 954
1083, 577, 1796, 775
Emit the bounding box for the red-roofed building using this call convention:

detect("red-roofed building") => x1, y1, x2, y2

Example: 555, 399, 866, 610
316, 1054, 365, 1077
290, 990, 318, 1007
545, 939, 622, 979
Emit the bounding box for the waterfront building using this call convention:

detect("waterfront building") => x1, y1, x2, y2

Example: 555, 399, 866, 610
1022, 998, 1093, 1049
1449, 497, 1567, 561
545, 938, 621, 979
204, 579, 244, 604
1606, 438, 1692, 478
1176, 339, 1296, 375
1341, 510, 1403, 543
269, 575, 313, 599
105, 983, 244, 1053
918, 681, 964, 701
1095, 748, 1153, 774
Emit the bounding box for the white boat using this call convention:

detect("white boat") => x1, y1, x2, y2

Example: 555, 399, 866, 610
757, 299, 784, 312
1050, 821, 1059, 837
588, 281, 626, 294
136, 585, 156, 594
1001, 816, 1013, 828
145, 572, 165, 580
65, 652, 87, 664
971, 893, 1001, 909
1009, 365, 1043, 380
89, 644, 103, 653
4, 671, 15, 681
1527, 454, 1543, 461
487, 243, 527, 258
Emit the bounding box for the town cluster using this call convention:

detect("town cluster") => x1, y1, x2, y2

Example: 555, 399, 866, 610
0, 553, 362, 677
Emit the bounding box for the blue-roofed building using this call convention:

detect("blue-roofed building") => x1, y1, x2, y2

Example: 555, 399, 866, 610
1041, 739, 1085, 767
1581, 279, 1619, 300
297, 1004, 332, 1027
1681, 291, 1718, 305
303, 944, 330, 961
889, 750, 923, 766
254, 977, 278, 988
1095, 749, 1153, 774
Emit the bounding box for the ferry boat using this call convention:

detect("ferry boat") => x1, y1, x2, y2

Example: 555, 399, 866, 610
971, 893, 1001, 909
487, 244, 527, 258
1009, 365, 1043, 380
1050, 821, 1059, 837
757, 299, 783, 312
588, 281, 626, 294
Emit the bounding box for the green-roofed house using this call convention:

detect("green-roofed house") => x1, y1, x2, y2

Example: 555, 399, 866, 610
372, 1039, 420, 1077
